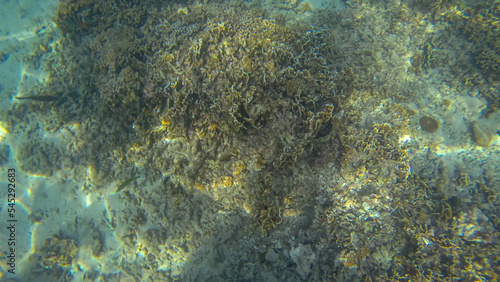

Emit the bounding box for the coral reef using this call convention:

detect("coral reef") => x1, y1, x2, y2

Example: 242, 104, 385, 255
38, 236, 78, 269
434, 0, 500, 106
4, 0, 500, 281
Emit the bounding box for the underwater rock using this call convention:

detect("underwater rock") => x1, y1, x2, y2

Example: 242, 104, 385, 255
290, 244, 315, 279
472, 122, 492, 147
419, 116, 439, 133
265, 248, 279, 263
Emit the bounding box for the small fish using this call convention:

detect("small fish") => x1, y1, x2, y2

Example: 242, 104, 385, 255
14, 95, 60, 102
116, 176, 140, 192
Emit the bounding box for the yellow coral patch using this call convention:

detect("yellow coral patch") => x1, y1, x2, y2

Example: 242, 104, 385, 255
208, 123, 218, 131
177, 7, 188, 15
242, 56, 253, 73
220, 176, 232, 187
196, 128, 205, 139
195, 182, 205, 192
233, 161, 246, 176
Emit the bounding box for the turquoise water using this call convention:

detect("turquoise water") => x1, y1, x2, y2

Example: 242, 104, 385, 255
1, 0, 499, 281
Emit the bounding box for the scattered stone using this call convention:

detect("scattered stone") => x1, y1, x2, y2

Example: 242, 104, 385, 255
265, 248, 279, 263
472, 122, 492, 147
290, 244, 315, 279
419, 116, 439, 133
